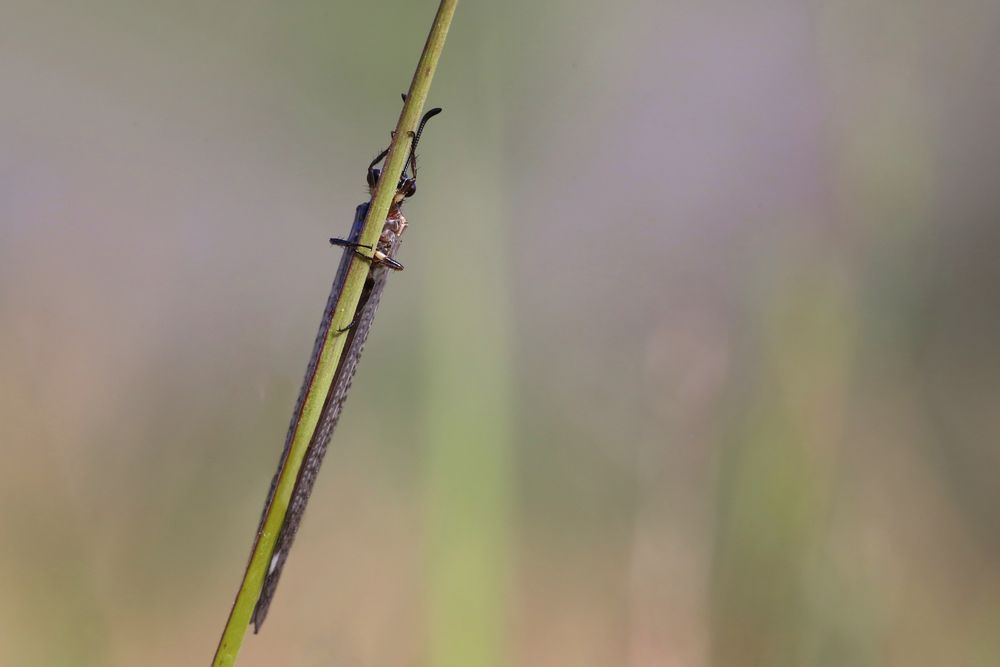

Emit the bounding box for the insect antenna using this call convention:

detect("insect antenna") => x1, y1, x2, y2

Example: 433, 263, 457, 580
405, 107, 443, 177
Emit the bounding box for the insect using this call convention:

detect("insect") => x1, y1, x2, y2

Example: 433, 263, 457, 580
250, 105, 442, 631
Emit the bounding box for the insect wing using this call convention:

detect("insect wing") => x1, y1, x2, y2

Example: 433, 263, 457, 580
252, 203, 400, 630
249, 203, 369, 629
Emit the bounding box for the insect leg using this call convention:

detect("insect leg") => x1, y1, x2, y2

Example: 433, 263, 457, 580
329, 237, 372, 251
330, 237, 377, 264
337, 314, 359, 334
331, 237, 404, 271
372, 251, 404, 271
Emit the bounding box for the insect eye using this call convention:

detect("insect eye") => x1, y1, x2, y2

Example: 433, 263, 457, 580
367, 168, 381, 188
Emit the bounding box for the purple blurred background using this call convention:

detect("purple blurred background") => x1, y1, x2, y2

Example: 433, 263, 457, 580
1, 1, 998, 665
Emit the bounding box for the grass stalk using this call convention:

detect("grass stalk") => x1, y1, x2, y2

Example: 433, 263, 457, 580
211, 2, 458, 664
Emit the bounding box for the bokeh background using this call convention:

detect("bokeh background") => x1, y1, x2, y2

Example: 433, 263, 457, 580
2, 1, 998, 665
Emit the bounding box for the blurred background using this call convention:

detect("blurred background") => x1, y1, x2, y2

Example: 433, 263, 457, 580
2, 1, 998, 665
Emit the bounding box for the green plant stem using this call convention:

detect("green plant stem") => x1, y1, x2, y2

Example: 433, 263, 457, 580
212, 3, 457, 665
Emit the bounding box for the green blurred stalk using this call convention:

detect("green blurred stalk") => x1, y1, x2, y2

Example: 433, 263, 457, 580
423, 182, 512, 667
422, 85, 512, 667
711, 268, 858, 666
212, 2, 458, 665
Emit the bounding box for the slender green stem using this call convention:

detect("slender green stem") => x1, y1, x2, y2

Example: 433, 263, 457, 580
211, 3, 457, 665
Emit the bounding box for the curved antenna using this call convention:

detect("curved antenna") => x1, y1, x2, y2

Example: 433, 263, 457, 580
405, 107, 443, 177
367, 147, 390, 187
368, 147, 389, 172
